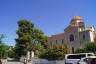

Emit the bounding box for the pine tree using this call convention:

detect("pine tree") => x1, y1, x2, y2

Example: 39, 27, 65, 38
15, 20, 48, 57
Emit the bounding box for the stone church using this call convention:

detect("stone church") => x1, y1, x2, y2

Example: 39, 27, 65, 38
48, 16, 96, 53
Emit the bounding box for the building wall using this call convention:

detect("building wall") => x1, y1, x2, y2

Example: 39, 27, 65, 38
64, 26, 81, 53
48, 33, 64, 45
48, 16, 95, 53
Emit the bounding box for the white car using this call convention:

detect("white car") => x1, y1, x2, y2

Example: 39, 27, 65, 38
77, 56, 96, 64
65, 53, 95, 64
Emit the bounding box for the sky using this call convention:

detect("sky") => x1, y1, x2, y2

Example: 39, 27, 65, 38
0, 0, 96, 46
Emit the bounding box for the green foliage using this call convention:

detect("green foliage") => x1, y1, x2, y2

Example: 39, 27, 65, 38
0, 44, 7, 59
75, 48, 88, 53
39, 44, 69, 60
85, 42, 96, 53
8, 50, 19, 58
0, 34, 8, 59
15, 19, 48, 57
32, 28, 48, 49
75, 42, 96, 53
15, 20, 35, 57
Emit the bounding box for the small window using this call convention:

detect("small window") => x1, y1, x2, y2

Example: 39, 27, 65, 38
83, 35, 85, 40
50, 42, 52, 45
67, 54, 86, 59
62, 39, 64, 44
88, 54, 94, 56
70, 34, 74, 42
56, 40, 58, 44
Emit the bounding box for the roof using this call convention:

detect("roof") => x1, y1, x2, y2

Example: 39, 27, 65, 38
52, 33, 64, 37
72, 16, 82, 20
48, 33, 64, 38
66, 53, 94, 55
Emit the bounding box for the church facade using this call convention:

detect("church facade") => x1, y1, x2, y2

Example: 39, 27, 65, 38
48, 16, 96, 53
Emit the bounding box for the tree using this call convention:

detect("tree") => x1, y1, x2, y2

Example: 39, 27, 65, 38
15, 20, 33, 57
31, 28, 48, 49
39, 44, 69, 60
15, 20, 48, 57
85, 42, 96, 53
0, 34, 7, 59
75, 48, 87, 53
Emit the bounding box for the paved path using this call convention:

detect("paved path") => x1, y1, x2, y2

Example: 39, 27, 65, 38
1, 60, 23, 64
4, 61, 23, 64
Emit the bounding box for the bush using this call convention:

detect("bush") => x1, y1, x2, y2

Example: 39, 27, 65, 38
85, 42, 96, 53
8, 50, 19, 58
39, 44, 69, 60
75, 48, 88, 53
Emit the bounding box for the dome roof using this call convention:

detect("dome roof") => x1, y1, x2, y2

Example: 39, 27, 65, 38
72, 16, 82, 20
70, 16, 84, 25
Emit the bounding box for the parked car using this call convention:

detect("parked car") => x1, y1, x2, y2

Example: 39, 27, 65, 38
65, 53, 95, 64
77, 56, 96, 64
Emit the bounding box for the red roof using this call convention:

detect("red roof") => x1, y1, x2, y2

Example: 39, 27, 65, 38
52, 33, 64, 37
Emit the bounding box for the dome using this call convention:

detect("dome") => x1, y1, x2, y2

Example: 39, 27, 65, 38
72, 16, 82, 20
70, 16, 84, 26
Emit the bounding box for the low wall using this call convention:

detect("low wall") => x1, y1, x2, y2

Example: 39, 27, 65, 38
31, 58, 65, 64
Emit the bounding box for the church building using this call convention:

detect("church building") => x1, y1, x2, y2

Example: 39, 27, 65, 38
48, 16, 96, 53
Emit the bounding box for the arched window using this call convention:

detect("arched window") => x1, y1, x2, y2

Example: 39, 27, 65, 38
70, 34, 74, 42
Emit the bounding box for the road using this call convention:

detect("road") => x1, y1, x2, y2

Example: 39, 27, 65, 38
1, 59, 32, 64
2, 60, 24, 64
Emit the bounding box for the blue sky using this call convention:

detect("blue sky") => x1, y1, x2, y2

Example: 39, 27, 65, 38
0, 0, 96, 46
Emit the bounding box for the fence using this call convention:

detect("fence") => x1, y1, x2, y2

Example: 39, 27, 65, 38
31, 58, 65, 64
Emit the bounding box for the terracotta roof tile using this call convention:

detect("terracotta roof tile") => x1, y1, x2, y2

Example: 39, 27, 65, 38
52, 33, 64, 37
